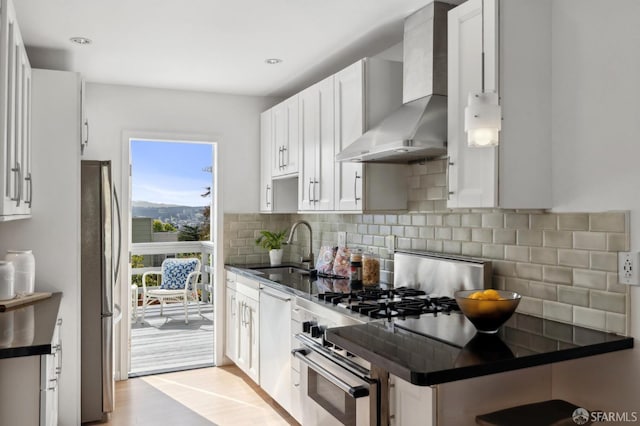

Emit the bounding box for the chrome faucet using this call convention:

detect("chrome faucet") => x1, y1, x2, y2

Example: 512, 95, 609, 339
285, 220, 314, 269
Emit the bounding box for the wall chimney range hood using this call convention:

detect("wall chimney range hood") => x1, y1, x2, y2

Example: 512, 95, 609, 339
336, 1, 453, 163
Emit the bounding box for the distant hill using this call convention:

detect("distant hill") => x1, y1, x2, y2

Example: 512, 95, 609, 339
132, 200, 207, 226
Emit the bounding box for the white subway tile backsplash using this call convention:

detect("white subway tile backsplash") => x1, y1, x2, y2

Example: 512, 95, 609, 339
590, 290, 625, 314
494, 229, 517, 244
558, 286, 589, 307
505, 213, 529, 229
505, 245, 530, 262
574, 306, 606, 330
226, 205, 630, 331
543, 300, 572, 322
530, 214, 557, 230
461, 242, 483, 257
482, 213, 504, 228
542, 266, 573, 285
518, 229, 543, 246
573, 232, 607, 251
557, 249, 590, 268
530, 247, 557, 265
557, 213, 589, 231
542, 230, 572, 248
573, 269, 607, 290
590, 251, 618, 272
589, 212, 627, 233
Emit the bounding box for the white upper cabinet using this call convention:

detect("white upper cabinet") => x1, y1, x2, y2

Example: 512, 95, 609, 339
334, 59, 408, 212
0, 0, 32, 219
447, 0, 552, 209
259, 110, 273, 213
298, 76, 334, 211
271, 95, 299, 178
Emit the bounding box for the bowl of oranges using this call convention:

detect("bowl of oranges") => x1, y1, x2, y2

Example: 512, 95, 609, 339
454, 289, 521, 334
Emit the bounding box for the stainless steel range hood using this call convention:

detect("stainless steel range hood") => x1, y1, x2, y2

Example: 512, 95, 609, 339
336, 1, 452, 163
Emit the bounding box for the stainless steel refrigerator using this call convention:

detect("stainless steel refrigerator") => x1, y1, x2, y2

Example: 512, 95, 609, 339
81, 160, 122, 423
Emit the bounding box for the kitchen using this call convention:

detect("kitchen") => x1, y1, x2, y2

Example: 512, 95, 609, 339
0, 0, 639, 425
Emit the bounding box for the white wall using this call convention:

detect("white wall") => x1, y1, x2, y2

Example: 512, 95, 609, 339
551, 0, 640, 412
84, 83, 279, 213
0, 70, 81, 426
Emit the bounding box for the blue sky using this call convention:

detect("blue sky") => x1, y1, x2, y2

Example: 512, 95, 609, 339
131, 140, 213, 206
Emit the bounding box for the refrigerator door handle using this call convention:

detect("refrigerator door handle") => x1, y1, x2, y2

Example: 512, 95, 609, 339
113, 187, 122, 286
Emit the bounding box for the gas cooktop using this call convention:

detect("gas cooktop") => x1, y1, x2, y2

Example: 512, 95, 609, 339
316, 286, 461, 320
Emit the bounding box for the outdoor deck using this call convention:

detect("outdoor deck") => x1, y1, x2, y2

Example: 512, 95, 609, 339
130, 301, 214, 377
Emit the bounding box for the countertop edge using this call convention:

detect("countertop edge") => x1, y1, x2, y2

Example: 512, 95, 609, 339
326, 327, 634, 386
0, 292, 62, 359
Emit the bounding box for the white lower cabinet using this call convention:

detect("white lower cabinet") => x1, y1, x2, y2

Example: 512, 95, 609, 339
224, 272, 237, 363
0, 317, 61, 426
235, 277, 260, 383
389, 375, 435, 426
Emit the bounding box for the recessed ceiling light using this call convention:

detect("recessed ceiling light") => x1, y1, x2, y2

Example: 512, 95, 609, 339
265, 58, 283, 65
70, 37, 92, 45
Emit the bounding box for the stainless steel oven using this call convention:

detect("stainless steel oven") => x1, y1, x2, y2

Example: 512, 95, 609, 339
291, 297, 376, 426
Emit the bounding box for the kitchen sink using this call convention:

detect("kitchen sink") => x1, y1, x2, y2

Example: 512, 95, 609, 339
251, 266, 313, 276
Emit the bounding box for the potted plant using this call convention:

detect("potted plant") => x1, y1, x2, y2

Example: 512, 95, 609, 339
255, 229, 288, 265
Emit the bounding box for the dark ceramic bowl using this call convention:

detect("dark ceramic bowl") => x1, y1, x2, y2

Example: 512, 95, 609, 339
455, 289, 521, 334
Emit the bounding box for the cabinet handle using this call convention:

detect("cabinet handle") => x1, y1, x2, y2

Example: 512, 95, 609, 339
282, 146, 287, 168
354, 171, 361, 204
314, 180, 319, 204
47, 378, 57, 391
25, 172, 32, 207
265, 185, 271, 207
308, 178, 313, 204
446, 158, 454, 200
11, 162, 21, 206
231, 295, 236, 316
279, 146, 284, 170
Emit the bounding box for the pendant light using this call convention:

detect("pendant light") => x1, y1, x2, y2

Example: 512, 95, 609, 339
464, 0, 501, 147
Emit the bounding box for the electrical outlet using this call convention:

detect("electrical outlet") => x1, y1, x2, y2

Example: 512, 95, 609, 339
386, 235, 396, 252
338, 232, 347, 247
618, 252, 640, 285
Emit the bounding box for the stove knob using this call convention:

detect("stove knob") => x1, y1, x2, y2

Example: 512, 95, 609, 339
322, 338, 333, 348
303, 321, 316, 333
310, 325, 324, 338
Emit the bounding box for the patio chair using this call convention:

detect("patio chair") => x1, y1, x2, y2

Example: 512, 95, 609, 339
141, 257, 202, 324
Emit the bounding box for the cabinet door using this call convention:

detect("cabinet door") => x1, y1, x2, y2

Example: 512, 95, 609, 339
225, 286, 238, 362
447, 0, 498, 208
334, 60, 364, 211
259, 110, 273, 212
298, 85, 318, 211
246, 296, 260, 384
235, 296, 249, 373
298, 77, 335, 211
272, 96, 299, 178
18, 46, 31, 214
0, 0, 31, 217
389, 375, 435, 426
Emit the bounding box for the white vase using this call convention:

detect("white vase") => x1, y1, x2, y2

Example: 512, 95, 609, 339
269, 249, 283, 266
6, 250, 35, 296
0, 261, 15, 301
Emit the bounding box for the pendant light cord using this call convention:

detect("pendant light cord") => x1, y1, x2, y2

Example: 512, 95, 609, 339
481, 0, 485, 93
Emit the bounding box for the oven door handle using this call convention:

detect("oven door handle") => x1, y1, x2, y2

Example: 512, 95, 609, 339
292, 349, 369, 398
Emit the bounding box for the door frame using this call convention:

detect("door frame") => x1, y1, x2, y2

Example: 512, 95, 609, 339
117, 130, 224, 380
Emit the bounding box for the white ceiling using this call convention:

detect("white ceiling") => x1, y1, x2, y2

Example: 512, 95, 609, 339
14, 0, 450, 98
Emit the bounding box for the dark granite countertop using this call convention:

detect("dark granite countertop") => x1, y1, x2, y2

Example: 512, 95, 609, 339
325, 311, 634, 386
0, 292, 62, 359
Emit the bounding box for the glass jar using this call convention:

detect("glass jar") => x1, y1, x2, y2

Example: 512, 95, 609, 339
6, 250, 35, 296
362, 252, 380, 286
349, 249, 363, 285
